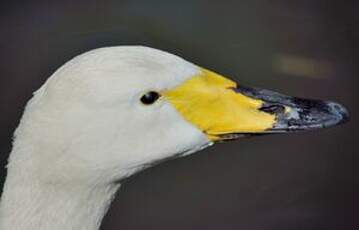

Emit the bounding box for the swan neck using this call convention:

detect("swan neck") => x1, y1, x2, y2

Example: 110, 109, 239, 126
0, 176, 121, 230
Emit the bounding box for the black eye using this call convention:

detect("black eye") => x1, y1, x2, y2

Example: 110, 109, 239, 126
140, 91, 160, 105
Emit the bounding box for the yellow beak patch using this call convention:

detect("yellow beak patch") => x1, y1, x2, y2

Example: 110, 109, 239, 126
162, 68, 276, 141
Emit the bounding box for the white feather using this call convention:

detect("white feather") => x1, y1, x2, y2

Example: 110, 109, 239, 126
0, 46, 211, 230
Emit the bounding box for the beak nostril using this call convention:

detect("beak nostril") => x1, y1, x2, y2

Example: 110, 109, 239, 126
259, 104, 285, 115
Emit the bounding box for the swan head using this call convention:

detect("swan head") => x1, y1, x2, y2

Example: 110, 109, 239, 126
9, 46, 349, 185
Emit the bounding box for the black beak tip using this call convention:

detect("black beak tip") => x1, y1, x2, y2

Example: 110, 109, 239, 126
325, 101, 350, 126
267, 99, 350, 132
231, 84, 349, 134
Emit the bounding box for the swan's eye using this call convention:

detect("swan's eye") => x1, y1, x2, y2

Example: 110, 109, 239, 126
140, 91, 160, 105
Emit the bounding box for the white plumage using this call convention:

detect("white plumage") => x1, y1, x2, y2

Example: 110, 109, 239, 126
0, 46, 212, 230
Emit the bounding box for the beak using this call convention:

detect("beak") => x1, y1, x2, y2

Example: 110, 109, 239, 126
163, 68, 349, 141
231, 85, 349, 135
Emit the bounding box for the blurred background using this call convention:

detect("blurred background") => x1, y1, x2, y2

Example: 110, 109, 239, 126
0, 0, 358, 229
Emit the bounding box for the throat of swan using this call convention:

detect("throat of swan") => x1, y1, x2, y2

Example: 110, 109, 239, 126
0, 174, 121, 230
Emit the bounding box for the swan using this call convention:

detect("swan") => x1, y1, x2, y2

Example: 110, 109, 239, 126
0, 46, 348, 230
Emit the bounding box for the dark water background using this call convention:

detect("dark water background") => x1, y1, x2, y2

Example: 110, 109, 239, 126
0, 0, 358, 229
